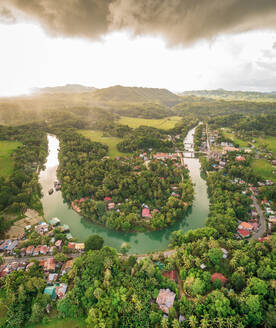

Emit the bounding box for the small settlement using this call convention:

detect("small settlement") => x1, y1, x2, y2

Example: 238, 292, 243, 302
0, 217, 85, 300
201, 126, 276, 239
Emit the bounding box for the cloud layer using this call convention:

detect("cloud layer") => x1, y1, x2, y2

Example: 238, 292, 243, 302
1, 0, 276, 44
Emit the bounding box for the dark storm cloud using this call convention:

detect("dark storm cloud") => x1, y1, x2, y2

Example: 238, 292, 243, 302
1, 0, 276, 44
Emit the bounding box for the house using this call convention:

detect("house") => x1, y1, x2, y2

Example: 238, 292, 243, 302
0, 240, 11, 252
268, 217, 276, 223
43, 286, 56, 300
55, 240, 63, 248
142, 208, 152, 219
56, 283, 68, 299
20, 248, 26, 257
237, 229, 251, 238
220, 248, 228, 259
40, 245, 48, 255
235, 156, 245, 162
104, 196, 112, 203
26, 262, 35, 270
25, 225, 31, 231
33, 246, 41, 256
200, 263, 206, 269
66, 233, 73, 240
238, 222, 254, 231
261, 200, 270, 206
156, 289, 176, 314
47, 273, 58, 284
67, 242, 75, 251
44, 258, 56, 272
49, 246, 56, 255
60, 224, 70, 233
49, 218, 60, 226
26, 245, 34, 256
108, 202, 115, 210
223, 146, 239, 152
35, 222, 49, 235
61, 259, 74, 275
211, 273, 227, 286
75, 243, 85, 251
251, 210, 258, 218
162, 270, 177, 282
6, 240, 18, 254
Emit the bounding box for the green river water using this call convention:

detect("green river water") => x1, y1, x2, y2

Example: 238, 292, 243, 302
39, 127, 209, 254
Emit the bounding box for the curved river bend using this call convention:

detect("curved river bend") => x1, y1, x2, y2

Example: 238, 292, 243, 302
39, 127, 209, 254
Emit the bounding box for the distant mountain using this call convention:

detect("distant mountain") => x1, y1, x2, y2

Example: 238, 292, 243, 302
180, 89, 276, 101
33, 84, 97, 94
92, 85, 181, 106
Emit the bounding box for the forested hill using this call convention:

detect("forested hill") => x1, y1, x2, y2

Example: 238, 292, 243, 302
180, 89, 276, 101
33, 84, 97, 94
92, 85, 181, 106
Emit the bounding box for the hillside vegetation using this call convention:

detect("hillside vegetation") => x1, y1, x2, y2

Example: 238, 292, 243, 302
92, 85, 181, 106
181, 89, 276, 101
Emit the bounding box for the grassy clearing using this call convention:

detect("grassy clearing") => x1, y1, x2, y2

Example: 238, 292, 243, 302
26, 318, 86, 328
0, 140, 21, 177
78, 130, 128, 158
251, 159, 276, 182
118, 116, 182, 130
222, 129, 249, 147
255, 136, 276, 157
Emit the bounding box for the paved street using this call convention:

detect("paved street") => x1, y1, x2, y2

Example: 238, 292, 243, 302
3, 253, 80, 264
251, 194, 266, 240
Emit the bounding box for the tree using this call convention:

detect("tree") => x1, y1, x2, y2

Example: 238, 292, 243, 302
120, 242, 131, 255
54, 253, 67, 262
85, 235, 104, 251
208, 248, 223, 266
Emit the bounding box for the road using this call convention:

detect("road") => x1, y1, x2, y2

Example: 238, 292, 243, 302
3, 253, 80, 264
251, 194, 266, 240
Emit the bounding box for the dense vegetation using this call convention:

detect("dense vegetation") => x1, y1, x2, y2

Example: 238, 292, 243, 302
0, 124, 47, 234
173, 97, 276, 118
194, 124, 205, 151
57, 130, 193, 232
209, 114, 276, 137
3, 230, 275, 328
117, 126, 174, 153
181, 88, 276, 101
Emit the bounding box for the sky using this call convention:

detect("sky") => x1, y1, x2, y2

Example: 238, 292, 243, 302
1, 1, 276, 96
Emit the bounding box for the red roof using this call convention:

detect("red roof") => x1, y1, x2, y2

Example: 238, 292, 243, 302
258, 236, 271, 243
142, 208, 152, 218
104, 197, 112, 201
237, 229, 250, 237
68, 242, 75, 249
238, 222, 254, 230
211, 273, 227, 285
162, 270, 177, 282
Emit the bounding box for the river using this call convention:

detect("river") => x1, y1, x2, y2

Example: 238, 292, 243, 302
39, 127, 209, 254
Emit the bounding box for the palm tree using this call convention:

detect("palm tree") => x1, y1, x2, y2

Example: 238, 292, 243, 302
189, 315, 198, 328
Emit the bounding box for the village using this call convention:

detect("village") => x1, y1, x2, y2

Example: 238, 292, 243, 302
0, 217, 85, 301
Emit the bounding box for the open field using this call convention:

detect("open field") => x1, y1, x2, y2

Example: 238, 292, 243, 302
251, 159, 276, 183
26, 318, 86, 328
118, 116, 182, 130
222, 129, 249, 147
255, 136, 276, 157
78, 130, 128, 158
0, 140, 21, 177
